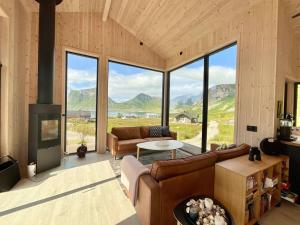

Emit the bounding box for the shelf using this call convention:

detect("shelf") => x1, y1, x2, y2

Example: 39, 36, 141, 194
261, 186, 277, 195
247, 187, 258, 195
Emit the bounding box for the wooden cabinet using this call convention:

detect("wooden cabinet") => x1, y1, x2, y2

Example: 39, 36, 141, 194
214, 154, 289, 225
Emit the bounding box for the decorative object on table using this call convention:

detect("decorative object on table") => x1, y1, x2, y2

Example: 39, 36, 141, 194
185, 197, 230, 225
260, 138, 283, 155
279, 114, 296, 141
248, 147, 261, 161
0, 155, 21, 192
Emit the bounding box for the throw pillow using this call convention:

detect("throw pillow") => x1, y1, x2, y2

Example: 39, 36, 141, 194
149, 126, 163, 137
161, 126, 170, 137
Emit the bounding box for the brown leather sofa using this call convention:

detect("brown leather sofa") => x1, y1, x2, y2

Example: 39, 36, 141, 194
135, 144, 250, 225
107, 126, 177, 159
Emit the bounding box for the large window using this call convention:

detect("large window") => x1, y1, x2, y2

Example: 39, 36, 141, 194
294, 83, 300, 127
168, 44, 237, 152
207, 45, 237, 149
65, 52, 98, 153
107, 61, 163, 131
169, 60, 204, 148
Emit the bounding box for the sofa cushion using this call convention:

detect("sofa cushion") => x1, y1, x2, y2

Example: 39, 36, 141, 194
144, 137, 173, 141
118, 139, 146, 152
149, 126, 163, 137
150, 152, 217, 181
112, 127, 141, 140
215, 143, 250, 162
140, 126, 150, 138
162, 126, 170, 137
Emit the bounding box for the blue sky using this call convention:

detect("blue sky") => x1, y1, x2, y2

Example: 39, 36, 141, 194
67, 45, 237, 101
67, 53, 98, 91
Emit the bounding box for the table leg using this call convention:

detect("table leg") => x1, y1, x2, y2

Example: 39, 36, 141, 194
137, 147, 140, 160
172, 149, 176, 159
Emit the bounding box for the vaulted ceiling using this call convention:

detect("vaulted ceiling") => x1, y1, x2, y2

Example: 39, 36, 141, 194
22, 0, 300, 59
283, 0, 300, 35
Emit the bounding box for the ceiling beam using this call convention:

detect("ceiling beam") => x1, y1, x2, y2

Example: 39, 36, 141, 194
116, 0, 128, 23
102, 0, 112, 21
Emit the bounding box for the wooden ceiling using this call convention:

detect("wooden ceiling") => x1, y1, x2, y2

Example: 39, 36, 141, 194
22, 0, 106, 12
283, 0, 300, 35
109, 0, 264, 59
23, 0, 300, 59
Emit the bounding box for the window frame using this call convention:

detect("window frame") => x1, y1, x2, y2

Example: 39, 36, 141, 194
166, 42, 238, 152
64, 51, 99, 154
293, 82, 300, 126
107, 60, 165, 128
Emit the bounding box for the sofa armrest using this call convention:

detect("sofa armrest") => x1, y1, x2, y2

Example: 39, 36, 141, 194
169, 131, 177, 140
135, 175, 160, 225
107, 133, 118, 156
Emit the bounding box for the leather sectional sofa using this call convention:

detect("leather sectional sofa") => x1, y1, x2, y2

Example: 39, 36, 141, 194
107, 126, 177, 159
134, 144, 250, 225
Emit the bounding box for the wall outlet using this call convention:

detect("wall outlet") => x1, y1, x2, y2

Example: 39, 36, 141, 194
247, 125, 257, 132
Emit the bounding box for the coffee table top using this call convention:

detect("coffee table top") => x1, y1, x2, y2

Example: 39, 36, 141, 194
137, 140, 184, 151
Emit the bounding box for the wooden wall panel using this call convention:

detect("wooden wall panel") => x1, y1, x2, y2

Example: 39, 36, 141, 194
28, 12, 166, 156
0, 0, 31, 175
166, 0, 280, 147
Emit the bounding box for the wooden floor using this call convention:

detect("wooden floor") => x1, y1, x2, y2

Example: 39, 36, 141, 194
260, 200, 300, 225
0, 152, 140, 225
0, 152, 299, 225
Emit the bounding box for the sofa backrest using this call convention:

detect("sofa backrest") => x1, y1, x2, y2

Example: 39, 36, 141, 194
111, 127, 141, 140
215, 143, 250, 162
149, 152, 217, 225
150, 151, 217, 181
140, 126, 150, 138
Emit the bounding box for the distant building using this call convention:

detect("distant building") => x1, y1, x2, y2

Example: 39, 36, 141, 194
67, 110, 96, 122
145, 113, 160, 118
121, 113, 137, 119
175, 112, 198, 124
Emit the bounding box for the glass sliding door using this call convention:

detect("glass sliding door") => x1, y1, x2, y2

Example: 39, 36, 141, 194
169, 59, 204, 148
207, 45, 237, 149
107, 61, 163, 131
65, 52, 98, 153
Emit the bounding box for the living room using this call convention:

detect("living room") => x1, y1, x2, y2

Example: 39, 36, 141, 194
1, 0, 300, 225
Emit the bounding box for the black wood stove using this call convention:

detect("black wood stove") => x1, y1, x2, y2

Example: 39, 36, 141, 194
28, 0, 63, 173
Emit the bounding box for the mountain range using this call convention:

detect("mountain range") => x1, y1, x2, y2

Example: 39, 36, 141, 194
67, 84, 235, 112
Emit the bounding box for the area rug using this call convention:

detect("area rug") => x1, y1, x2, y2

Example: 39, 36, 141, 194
109, 149, 192, 177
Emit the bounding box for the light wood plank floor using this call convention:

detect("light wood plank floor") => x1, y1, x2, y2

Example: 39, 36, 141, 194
0, 152, 140, 225
1, 152, 299, 225
260, 200, 300, 225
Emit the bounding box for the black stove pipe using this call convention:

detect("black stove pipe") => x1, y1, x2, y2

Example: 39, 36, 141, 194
36, 0, 62, 104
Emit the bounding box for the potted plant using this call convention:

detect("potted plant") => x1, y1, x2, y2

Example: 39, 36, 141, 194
74, 119, 88, 158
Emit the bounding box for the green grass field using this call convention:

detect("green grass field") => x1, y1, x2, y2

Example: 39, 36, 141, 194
67, 96, 235, 148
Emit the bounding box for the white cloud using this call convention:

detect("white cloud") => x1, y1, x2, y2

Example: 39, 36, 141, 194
67, 65, 236, 102
67, 69, 97, 90
169, 65, 236, 98
209, 66, 236, 87
108, 70, 163, 102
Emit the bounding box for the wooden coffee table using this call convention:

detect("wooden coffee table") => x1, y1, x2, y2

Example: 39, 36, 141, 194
136, 140, 184, 160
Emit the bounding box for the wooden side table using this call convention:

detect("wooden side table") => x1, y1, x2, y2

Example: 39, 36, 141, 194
214, 154, 289, 225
